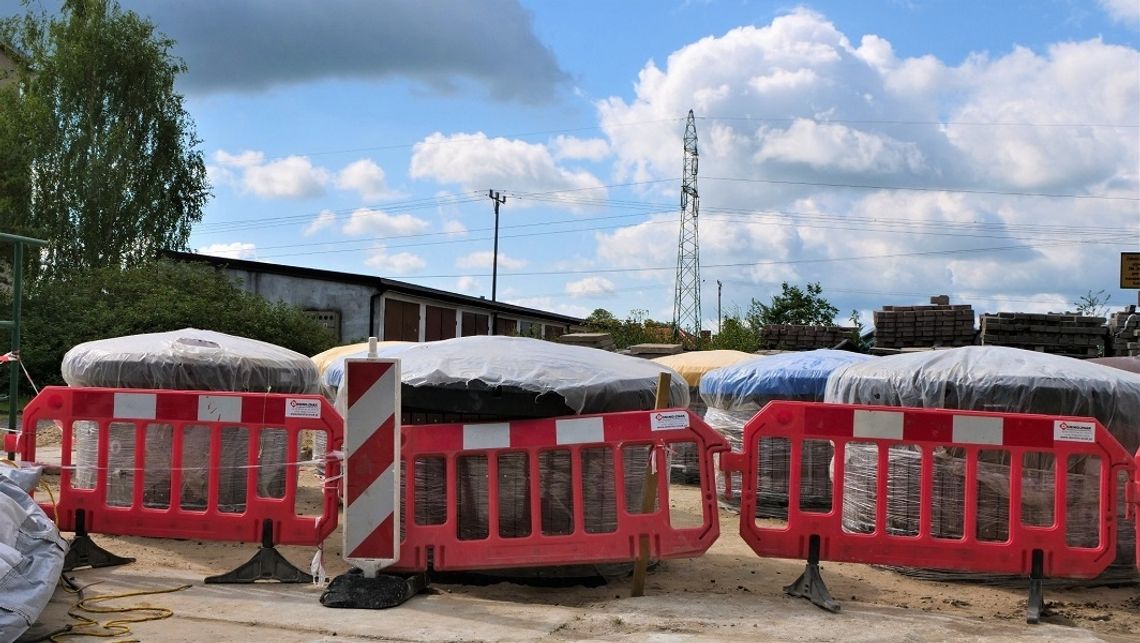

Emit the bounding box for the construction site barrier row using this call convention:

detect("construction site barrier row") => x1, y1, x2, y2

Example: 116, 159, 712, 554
387, 407, 730, 573
721, 401, 1140, 623
19, 386, 343, 583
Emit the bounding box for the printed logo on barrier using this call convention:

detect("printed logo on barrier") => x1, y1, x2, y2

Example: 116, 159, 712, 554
1053, 420, 1095, 443
651, 410, 690, 431
286, 398, 322, 419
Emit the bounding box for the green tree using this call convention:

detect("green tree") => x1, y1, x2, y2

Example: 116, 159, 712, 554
1, 260, 336, 390
708, 315, 759, 352
746, 282, 839, 334
0, 0, 209, 278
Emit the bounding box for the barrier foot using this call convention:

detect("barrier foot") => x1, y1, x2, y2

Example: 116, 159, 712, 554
1026, 549, 1047, 624
204, 520, 312, 584
784, 535, 840, 613
63, 510, 135, 572
320, 569, 430, 609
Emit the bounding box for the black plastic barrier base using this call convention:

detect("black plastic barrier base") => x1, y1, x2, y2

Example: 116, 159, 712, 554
205, 519, 312, 584
63, 510, 135, 572
320, 569, 429, 609
1026, 549, 1048, 624
784, 534, 840, 613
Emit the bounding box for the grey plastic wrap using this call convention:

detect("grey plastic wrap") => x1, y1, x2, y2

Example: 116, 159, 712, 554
62, 328, 319, 393
1, 466, 67, 641
825, 346, 1140, 576
64, 329, 317, 513
394, 336, 690, 413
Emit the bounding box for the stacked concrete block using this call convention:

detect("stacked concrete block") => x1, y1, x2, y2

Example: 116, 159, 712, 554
1107, 307, 1140, 357
626, 343, 683, 357
758, 324, 856, 351
979, 312, 1106, 358
556, 332, 616, 351
873, 301, 975, 349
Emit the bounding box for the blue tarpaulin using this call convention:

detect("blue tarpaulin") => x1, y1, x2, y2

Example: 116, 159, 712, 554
700, 349, 875, 410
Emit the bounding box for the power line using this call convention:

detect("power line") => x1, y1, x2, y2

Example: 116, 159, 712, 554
702, 176, 1140, 201
701, 115, 1140, 129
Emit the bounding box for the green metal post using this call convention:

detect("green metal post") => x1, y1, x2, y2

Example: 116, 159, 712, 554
8, 242, 23, 441
1, 232, 48, 459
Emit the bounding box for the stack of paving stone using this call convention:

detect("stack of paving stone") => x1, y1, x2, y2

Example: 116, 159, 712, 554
872, 297, 975, 350
1107, 307, 1140, 356
556, 332, 616, 351
979, 312, 1107, 358
626, 343, 683, 358
758, 324, 857, 350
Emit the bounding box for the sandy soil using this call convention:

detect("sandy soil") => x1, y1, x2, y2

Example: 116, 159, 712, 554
27, 468, 1139, 641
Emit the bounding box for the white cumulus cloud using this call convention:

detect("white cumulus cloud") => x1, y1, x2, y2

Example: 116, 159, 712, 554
1100, 0, 1140, 24
198, 242, 257, 260
455, 251, 528, 270
550, 135, 610, 161
304, 209, 338, 236
589, 9, 1138, 326
342, 208, 431, 236
443, 220, 469, 236
337, 159, 395, 200
565, 276, 616, 297
364, 246, 426, 275
214, 150, 331, 199
409, 132, 606, 208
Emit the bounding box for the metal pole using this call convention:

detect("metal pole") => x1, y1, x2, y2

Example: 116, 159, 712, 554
7, 243, 24, 446
717, 280, 722, 334
488, 190, 506, 302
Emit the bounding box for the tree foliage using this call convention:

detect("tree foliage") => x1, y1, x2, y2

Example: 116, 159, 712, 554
708, 315, 759, 352
0, 0, 209, 278
746, 282, 839, 332
584, 307, 671, 349
1, 260, 336, 391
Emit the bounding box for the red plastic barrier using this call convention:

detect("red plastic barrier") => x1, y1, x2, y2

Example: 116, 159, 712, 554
20, 386, 342, 548
722, 401, 1137, 621
389, 408, 729, 572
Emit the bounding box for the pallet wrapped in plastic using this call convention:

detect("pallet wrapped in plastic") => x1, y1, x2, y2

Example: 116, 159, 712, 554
334, 336, 687, 577
62, 329, 319, 511
651, 351, 756, 483
700, 349, 875, 513
825, 346, 1140, 578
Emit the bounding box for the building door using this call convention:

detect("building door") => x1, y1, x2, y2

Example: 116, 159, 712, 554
383, 299, 420, 341
461, 311, 489, 336
425, 305, 457, 341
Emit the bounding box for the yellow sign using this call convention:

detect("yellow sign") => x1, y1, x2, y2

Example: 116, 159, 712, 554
1122, 252, 1140, 289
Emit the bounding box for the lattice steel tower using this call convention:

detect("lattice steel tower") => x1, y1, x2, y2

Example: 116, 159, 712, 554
672, 109, 701, 341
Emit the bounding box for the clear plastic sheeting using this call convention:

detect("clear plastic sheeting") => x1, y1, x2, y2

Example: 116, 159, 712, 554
319, 342, 416, 400
701, 350, 873, 512
825, 346, 1140, 577
392, 336, 690, 414
62, 329, 311, 519
700, 349, 875, 412
62, 328, 319, 394
311, 342, 372, 376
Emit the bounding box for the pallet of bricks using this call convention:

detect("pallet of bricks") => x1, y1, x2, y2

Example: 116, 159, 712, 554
872, 296, 975, 350
979, 312, 1106, 358
1107, 306, 1140, 356
759, 324, 856, 350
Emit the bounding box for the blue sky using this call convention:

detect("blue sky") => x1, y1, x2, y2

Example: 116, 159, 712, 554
6, 0, 1139, 326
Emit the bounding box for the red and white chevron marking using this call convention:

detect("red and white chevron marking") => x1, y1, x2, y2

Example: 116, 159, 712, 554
790, 404, 1101, 448
343, 358, 401, 575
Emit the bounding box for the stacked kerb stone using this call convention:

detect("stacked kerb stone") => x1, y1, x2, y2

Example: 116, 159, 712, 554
759, 324, 857, 350
979, 312, 1106, 358
873, 297, 975, 349
1107, 306, 1140, 356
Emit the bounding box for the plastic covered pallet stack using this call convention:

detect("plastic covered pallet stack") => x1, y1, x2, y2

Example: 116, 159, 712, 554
826, 346, 1140, 578
61, 329, 319, 511
327, 336, 689, 573
700, 349, 875, 513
